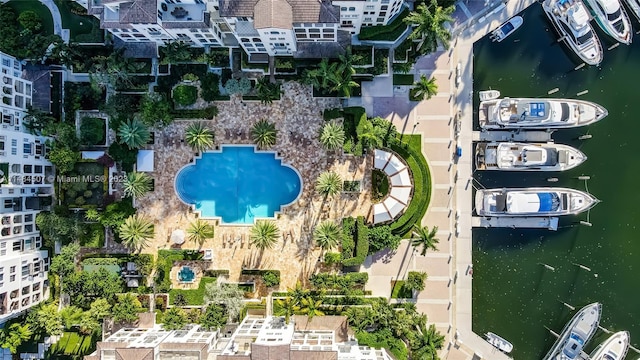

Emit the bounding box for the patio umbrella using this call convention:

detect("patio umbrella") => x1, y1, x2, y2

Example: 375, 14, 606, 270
171, 229, 186, 245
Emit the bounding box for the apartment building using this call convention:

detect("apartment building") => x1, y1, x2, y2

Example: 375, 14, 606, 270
0, 51, 52, 325
333, 0, 406, 34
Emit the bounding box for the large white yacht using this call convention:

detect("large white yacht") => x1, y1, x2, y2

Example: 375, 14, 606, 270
589, 331, 630, 360
475, 187, 599, 217
542, 0, 604, 65
623, 0, 640, 21
479, 97, 608, 129
542, 303, 602, 360
475, 142, 587, 171
583, 0, 633, 44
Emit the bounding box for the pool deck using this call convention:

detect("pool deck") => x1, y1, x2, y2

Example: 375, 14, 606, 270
137, 82, 377, 294
358, 0, 538, 359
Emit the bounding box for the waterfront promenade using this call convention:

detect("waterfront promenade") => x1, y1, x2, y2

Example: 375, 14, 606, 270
359, 0, 538, 358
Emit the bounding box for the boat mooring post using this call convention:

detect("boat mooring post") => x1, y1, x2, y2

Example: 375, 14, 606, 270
578, 134, 592, 140
579, 221, 593, 227
598, 325, 612, 334
538, 263, 555, 271
558, 300, 575, 310
547, 177, 558, 182
572, 263, 591, 271
577, 175, 590, 180
628, 345, 640, 354
544, 325, 560, 338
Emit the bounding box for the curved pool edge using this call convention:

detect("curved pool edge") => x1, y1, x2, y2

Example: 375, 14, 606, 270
173, 144, 304, 226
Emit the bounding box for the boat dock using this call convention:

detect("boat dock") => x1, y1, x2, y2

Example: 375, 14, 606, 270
472, 216, 559, 230
473, 130, 554, 142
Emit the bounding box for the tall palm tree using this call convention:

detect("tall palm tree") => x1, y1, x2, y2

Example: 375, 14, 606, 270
319, 121, 345, 151
187, 218, 214, 248
251, 119, 277, 149
275, 297, 297, 324
256, 77, 282, 105
411, 224, 439, 255
287, 281, 310, 304
123, 172, 153, 198
329, 61, 360, 98
313, 220, 342, 251
316, 171, 342, 198
118, 118, 150, 149
404, 0, 455, 54
303, 59, 334, 91
185, 122, 215, 152
294, 297, 325, 320
410, 324, 446, 359
356, 118, 383, 151
412, 74, 439, 101
119, 215, 154, 252
249, 220, 279, 250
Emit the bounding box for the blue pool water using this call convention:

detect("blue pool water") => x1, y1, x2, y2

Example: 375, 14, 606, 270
175, 146, 302, 224
178, 266, 195, 283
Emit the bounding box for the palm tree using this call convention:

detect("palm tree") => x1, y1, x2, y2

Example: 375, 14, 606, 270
275, 297, 297, 324
303, 59, 334, 91
319, 121, 345, 151
251, 119, 277, 149
119, 215, 154, 252
256, 77, 282, 105
0, 323, 32, 354
295, 297, 325, 320
118, 118, 150, 149
410, 324, 446, 359
185, 122, 215, 152
123, 172, 153, 198
329, 61, 360, 98
316, 171, 342, 197
356, 118, 383, 151
287, 281, 310, 304
412, 74, 439, 101
250, 220, 279, 250
313, 220, 342, 251
160, 40, 192, 64
187, 218, 214, 248
411, 224, 439, 255
404, 0, 455, 54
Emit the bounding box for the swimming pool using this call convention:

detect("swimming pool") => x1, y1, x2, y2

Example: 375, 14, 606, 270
175, 146, 302, 225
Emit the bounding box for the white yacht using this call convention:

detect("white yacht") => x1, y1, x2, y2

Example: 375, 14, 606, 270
623, 0, 640, 22
490, 16, 524, 42
475, 187, 599, 217
589, 331, 630, 360
542, 0, 604, 65
476, 142, 587, 171
584, 0, 633, 44
479, 97, 608, 129
485, 332, 513, 353
542, 303, 602, 360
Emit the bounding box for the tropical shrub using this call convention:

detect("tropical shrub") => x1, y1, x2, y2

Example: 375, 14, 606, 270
173, 85, 198, 106
262, 270, 280, 287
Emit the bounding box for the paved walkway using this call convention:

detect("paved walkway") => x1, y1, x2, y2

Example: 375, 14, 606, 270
39, 0, 70, 42
360, 0, 538, 359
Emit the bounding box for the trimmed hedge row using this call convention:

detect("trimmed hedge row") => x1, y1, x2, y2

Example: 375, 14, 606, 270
388, 135, 431, 237
309, 272, 369, 290
342, 216, 369, 266
204, 269, 230, 277
272, 289, 373, 297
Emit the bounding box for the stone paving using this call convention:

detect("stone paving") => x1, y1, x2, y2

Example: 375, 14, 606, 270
136, 82, 376, 295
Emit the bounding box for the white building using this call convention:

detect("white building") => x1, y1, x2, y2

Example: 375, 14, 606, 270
333, 0, 406, 34
0, 51, 52, 325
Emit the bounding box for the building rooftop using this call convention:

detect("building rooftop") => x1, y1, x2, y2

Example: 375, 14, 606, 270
219, 0, 339, 24
254, 0, 293, 29
294, 30, 350, 59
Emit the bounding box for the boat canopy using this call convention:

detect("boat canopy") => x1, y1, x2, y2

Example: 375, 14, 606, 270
505, 192, 560, 213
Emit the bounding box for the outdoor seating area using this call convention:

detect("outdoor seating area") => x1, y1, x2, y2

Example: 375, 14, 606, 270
372, 149, 413, 224
136, 82, 374, 289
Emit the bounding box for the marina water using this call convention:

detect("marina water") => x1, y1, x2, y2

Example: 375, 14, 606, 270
472, 4, 640, 359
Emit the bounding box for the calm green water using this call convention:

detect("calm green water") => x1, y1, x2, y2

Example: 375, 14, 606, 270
472, 4, 640, 360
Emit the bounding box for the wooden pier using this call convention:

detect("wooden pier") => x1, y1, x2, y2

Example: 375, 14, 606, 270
472, 216, 559, 230
473, 130, 554, 142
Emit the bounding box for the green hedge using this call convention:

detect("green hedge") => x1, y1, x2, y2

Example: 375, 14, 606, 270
390, 280, 412, 299
309, 272, 369, 290
342, 216, 369, 266
323, 108, 343, 121
341, 217, 355, 260
357, 9, 410, 41
393, 74, 415, 85
173, 85, 198, 106
204, 269, 230, 277
169, 277, 217, 305
389, 135, 431, 237
272, 289, 372, 297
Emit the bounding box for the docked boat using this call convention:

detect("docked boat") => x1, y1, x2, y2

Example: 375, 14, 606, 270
542, 0, 604, 65
475, 142, 587, 171
542, 303, 602, 360
478, 97, 608, 129
583, 0, 633, 44
589, 331, 630, 360
474, 187, 599, 217
490, 16, 524, 42
485, 332, 513, 353
623, 0, 640, 22
479, 89, 500, 101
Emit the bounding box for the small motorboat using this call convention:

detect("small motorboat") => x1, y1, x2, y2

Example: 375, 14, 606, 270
486, 332, 513, 353
490, 16, 524, 42
479, 89, 501, 101
589, 331, 630, 360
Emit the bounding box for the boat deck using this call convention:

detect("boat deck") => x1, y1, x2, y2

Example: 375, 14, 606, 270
473, 131, 554, 142
471, 216, 559, 230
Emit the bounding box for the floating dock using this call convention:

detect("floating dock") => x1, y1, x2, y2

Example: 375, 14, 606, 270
472, 216, 559, 230
473, 130, 554, 142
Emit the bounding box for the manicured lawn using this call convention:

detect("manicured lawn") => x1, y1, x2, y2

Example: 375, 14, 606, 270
54, 0, 103, 42
49, 332, 95, 356
169, 276, 217, 305
358, 9, 410, 41
390, 280, 412, 299
393, 74, 415, 86
5, 0, 54, 35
